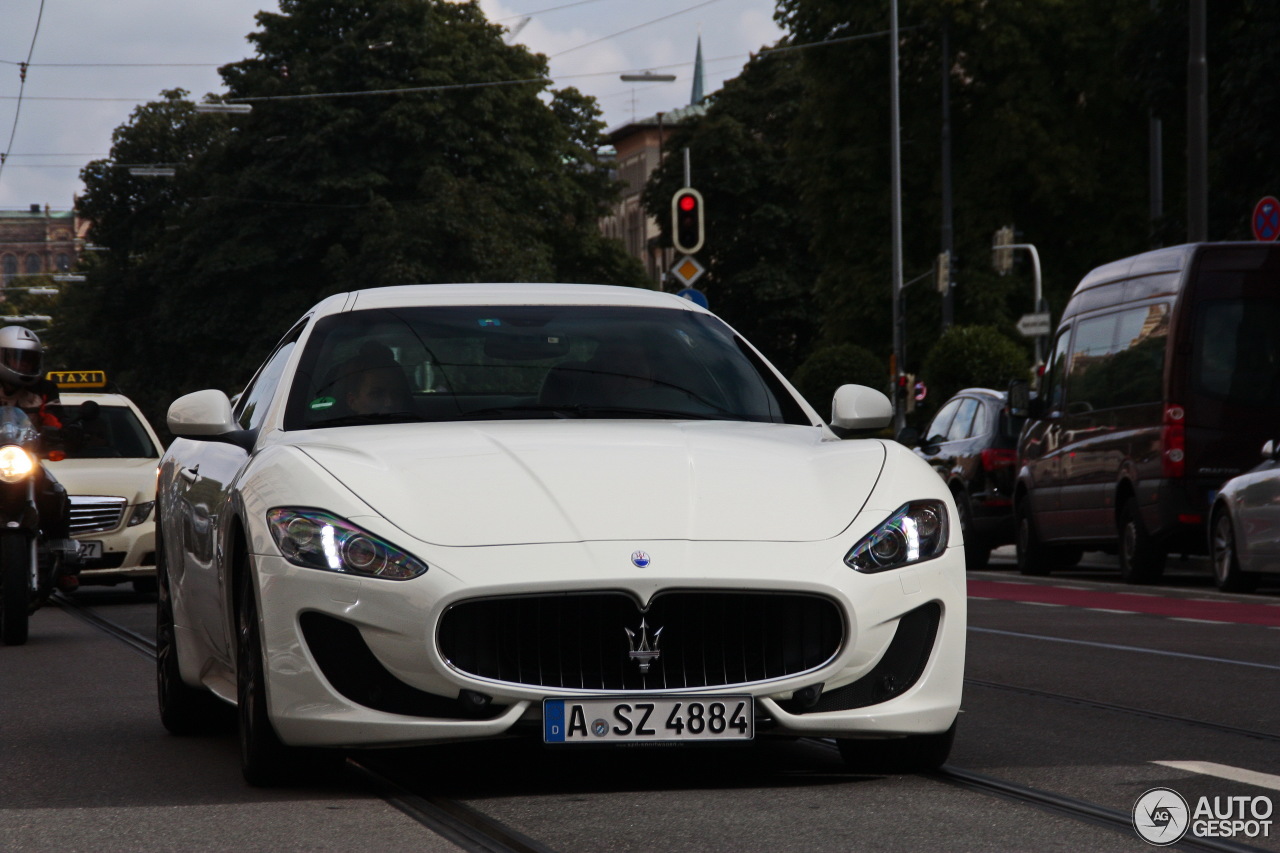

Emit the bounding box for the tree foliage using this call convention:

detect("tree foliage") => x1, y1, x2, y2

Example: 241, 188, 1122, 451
919, 325, 1030, 418
52, 0, 644, 422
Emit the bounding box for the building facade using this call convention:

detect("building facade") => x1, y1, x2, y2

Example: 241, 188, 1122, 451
0, 204, 86, 289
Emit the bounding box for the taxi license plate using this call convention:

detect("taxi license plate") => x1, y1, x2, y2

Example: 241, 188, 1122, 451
543, 696, 753, 743
78, 541, 103, 559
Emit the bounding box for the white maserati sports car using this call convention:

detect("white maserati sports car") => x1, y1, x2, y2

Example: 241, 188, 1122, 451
156, 283, 965, 785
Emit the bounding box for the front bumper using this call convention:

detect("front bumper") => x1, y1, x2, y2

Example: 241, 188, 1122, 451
75, 519, 156, 581
241, 537, 967, 749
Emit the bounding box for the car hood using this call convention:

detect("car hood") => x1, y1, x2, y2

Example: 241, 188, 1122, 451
291, 421, 885, 546
46, 457, 158, 502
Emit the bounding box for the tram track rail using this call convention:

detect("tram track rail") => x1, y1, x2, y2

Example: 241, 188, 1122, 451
62, 595, 1278, 853
965, 676, 1280, 744
54, 592, 555, 853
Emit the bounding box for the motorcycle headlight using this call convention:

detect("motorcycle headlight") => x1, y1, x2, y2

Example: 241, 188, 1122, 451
845, 500, 949, 573
0, 444, 34, 483
266, 508, 428, 580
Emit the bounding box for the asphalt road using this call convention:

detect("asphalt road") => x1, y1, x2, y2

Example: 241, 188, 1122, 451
2, 554, 1276, 853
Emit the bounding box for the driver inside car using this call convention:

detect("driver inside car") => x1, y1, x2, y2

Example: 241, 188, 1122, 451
335, 342, 414, 416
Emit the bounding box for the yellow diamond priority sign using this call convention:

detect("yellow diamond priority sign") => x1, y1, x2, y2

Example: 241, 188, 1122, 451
670, 255, 705, 288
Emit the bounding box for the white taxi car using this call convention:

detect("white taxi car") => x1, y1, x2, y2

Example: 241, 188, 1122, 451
46, 385, 163, 593
157, 284, 966, 786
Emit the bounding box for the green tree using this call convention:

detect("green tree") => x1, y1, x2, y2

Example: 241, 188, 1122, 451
919, 325, 1030, 418
790, 342, 885, 414
773, 0, 1154, 372
52, 0, 643, 421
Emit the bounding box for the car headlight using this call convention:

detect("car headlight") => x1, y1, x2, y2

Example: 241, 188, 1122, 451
266, 508, 428, 580
0, 444, 34, 483
845, 500, 949, 573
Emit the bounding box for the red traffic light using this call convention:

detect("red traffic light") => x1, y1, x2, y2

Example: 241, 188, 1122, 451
671, 188, 705, 255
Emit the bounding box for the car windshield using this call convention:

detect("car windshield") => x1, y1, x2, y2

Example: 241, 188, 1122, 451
284, 305, 811, 429
49, 404, 160, 459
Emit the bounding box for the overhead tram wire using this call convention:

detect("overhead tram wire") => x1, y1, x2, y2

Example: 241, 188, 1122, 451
0, 0, 48, 189
549, 0, 723, 58
0, 25, 905, 115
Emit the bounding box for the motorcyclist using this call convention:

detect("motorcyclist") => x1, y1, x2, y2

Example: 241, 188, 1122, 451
0, 326, 78, 591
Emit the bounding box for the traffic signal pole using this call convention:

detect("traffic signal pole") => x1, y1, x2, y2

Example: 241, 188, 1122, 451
890, 0, 906, 434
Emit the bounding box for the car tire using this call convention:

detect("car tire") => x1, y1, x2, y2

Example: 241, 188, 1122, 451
837, 720, 956, 774
1118, 497, 1165, 584
236, 562, 340, 786
1015, 499, 1052, 576
1, 535, 30, 646
1210, 508, 1258, 593
956, 495, 991, 571
157, 548, 230, 735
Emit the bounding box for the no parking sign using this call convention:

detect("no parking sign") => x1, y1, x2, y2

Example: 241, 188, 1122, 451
1252, 196, 1280, 241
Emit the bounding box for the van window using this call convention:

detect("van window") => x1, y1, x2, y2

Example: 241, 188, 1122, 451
1193, 299, 1280, 408
1110, 304, 1169, 404
1067, 314, 1118, 413
1067, 305, 1169, 412
1042, 329, 1071, 414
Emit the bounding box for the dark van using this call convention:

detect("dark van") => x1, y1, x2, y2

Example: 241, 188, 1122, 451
1014, 242, 1280, 583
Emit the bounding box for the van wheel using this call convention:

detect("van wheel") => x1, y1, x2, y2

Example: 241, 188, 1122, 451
956, 495, 991, 571
1210, 508, 1257, 593
1118, 497, 1165, 584
1015, 500, 1051, 576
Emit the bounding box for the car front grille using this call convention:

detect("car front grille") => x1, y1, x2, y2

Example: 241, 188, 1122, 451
69, 496, 127, 535
438, 590, 844, 692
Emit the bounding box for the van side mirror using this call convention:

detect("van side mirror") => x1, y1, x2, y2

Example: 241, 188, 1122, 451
1263, 440, 1277, 461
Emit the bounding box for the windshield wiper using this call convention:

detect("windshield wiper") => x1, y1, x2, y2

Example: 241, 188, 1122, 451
312, 411, 429, 428
464, 404, 744, 421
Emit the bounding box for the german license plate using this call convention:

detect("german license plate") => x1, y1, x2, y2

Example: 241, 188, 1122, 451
78, 541, 103, 559
543, 696, 753, 743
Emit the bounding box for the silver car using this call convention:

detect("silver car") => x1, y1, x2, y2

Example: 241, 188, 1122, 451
1208, 440, 1280, 592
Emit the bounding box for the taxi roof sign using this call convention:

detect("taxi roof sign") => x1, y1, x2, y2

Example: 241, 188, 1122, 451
48, 370, 107, 390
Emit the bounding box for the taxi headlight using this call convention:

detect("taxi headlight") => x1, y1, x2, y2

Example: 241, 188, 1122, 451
845, 500, 949, 573
265, 508, 428, 580
0, 444, 35, 483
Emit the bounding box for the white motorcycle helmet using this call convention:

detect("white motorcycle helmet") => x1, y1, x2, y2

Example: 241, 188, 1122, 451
0, 326, 44, 388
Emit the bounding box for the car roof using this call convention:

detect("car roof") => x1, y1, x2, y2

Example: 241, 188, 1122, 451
319, 283, 707, 317
58, 392, 137, 407
948, 388, 1005, 402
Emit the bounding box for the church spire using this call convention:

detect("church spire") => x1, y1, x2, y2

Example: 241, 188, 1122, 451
690, 33, 704, 105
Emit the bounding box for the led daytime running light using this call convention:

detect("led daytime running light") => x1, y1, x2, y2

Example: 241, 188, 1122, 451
845, 500, 948, 573
266, 508, 428, 580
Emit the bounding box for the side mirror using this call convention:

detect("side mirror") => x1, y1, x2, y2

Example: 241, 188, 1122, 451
167, 390, 256, 451
830, 384, 893, 434
1263, 439, 1276, 461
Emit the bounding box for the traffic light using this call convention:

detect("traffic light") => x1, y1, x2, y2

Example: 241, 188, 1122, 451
671, 188, 705, 255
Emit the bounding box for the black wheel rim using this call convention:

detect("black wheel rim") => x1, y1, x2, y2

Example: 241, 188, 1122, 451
1212, 513, 1234, 585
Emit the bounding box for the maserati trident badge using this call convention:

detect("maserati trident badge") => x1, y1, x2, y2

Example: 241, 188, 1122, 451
625, 618, 662, 673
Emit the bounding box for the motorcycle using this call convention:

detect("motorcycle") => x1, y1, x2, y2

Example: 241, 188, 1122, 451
0, 405, 80, 646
